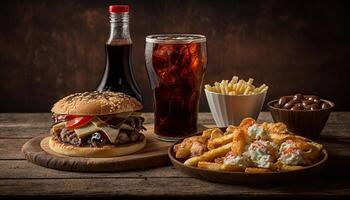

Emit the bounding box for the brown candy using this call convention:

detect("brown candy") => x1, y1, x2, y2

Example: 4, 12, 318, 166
301, 100, 313, 107
274, 93, 330, 111
306, 95, 316, 101
307, 95, 320, 103
309, 104, 320, 110
293, 93, 304, 101
278, 97, 288, 107
283, 99, 297, 109
291, 103, 303, 111
303, 104, 312, 110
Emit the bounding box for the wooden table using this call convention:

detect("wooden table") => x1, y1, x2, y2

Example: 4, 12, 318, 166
0, 112, 349, 199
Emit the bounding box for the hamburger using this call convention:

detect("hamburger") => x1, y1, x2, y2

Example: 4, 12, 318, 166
49, 91, 146, 157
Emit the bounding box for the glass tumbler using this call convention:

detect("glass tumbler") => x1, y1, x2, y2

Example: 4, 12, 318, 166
145, 34, 207, 141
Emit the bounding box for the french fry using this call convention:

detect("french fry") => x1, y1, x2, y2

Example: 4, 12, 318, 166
231, 128, 247, 155
220, 83, 225, 94
243, 86, 250, 95
210, 130, 224, 140
198, 161, 222, 171
223, 80, 229, 94
184, 156, 201, 167
245, 167, 272, 173
184, 143, 232, 167
239, 117, 256, 129
204, 84, 211, 91
275, 161, 305, 172
226, 125, 238, 133
269, 133, 294, 145
236, 80, 243, 94
202, 128, 223, 139
230, 76, 239, 84
205, 75, 268, 96
247, 78, 254, 85
207, 132, 234, 150
221, 163, 245, 171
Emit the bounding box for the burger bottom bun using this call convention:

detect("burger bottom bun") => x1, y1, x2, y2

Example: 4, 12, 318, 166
48, 135, 146, 158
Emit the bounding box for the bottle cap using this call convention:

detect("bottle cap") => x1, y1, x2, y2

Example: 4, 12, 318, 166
109, 5, 129, 13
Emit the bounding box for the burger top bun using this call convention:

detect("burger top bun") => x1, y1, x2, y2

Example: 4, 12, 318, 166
51, 91, 142, 115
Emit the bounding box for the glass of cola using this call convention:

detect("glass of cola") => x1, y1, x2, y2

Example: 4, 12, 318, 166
145, 34, 207, 141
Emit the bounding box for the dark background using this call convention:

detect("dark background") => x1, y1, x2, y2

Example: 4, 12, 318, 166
0, 0, 349, 112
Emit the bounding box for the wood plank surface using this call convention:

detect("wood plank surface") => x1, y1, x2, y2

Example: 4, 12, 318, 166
0, 139, 27, 159
1, 158, 349, 179
0, 161, 187, 179
0, 112, 349, 198
1, 178, 349, 197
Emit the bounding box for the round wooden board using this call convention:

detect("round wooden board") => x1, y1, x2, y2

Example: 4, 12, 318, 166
22, 129, 173, 172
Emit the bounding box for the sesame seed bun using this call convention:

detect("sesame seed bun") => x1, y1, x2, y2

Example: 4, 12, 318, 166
48, 135, 146, 157
51, 91, 142, 115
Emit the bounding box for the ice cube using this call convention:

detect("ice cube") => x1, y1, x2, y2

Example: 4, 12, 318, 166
156, 65, 180, 85
152, 44, 174, 69
188, 43, 199, 55
190, 56, 200, 72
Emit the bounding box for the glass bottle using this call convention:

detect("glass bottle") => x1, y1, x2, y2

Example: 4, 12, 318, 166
96, 5, 142, 102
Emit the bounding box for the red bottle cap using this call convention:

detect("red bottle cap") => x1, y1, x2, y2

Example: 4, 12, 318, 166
109, 5, 129, 13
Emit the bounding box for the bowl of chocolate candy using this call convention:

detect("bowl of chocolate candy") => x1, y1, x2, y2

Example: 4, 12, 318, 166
268, 94, 335, 138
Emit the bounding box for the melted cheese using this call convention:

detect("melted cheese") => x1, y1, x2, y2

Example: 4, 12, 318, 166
95, 123, 121, 144
51, 122, 66, 134
74, 118, 134, 144
74, 123, 99, 138
52, 121, 66, 129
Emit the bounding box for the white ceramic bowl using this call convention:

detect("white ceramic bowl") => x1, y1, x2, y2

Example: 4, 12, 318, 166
205, 89, 267, 127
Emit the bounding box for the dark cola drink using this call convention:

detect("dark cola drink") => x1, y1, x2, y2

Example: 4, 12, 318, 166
97, 43, 141, 102
96, 5, 142, 102
145, 34, 207, 141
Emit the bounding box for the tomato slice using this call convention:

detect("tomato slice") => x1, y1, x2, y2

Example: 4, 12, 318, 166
66, 116, 94, 129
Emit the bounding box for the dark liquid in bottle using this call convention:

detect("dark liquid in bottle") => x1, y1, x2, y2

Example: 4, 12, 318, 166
97, 43, 142, 102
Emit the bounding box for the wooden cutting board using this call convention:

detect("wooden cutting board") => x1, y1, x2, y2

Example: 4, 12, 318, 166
22, 124, 173, 172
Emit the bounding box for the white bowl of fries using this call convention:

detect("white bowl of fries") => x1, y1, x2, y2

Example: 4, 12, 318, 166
205, 76, 268, 127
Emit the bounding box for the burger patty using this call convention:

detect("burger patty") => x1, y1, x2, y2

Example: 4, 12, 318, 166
51, 115, 146, 147
99, 115, 146, 131
53, 128, 144, 147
